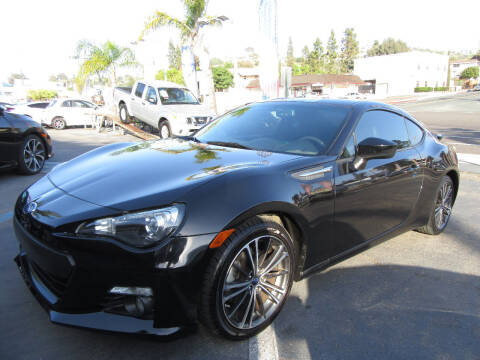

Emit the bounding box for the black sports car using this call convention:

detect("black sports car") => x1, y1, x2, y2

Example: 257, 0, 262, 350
13, 99, 459, 339
0, 105, 53, 174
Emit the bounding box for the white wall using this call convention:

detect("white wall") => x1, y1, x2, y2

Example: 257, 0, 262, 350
354, 51, 449, 96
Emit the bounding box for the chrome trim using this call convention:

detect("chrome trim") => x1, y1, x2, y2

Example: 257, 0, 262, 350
291, 166, 333, 180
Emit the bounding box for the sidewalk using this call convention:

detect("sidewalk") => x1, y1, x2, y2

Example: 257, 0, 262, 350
379, 91, 466, 105
458, 153, 480, 174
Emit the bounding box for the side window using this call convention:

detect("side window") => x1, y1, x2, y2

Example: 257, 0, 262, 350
71, 101, 83, 108
341, 134, 356, 158
146, 87, 157, 104
61, 100, 71, 107
356, 110, 410, 149
405, 119, 424, 146
135, 83, 145, 98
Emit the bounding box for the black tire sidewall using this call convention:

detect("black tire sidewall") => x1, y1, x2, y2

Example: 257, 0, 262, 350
119, 104, 128, 123
209, 221, 295, 339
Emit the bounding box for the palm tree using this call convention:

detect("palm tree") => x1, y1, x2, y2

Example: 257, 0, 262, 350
139, 0, 228, 113
75, 40, 137, 91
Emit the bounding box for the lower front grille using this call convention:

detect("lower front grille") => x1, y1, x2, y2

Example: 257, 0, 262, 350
30, 261, 69, 297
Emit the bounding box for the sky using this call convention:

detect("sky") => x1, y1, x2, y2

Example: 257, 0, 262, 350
1, 0, 479, 82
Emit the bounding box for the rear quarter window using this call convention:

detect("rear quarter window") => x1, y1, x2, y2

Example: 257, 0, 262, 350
135, 83, 145, 98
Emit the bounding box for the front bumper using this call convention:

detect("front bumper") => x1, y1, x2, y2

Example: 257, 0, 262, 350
13, 215, 214, 335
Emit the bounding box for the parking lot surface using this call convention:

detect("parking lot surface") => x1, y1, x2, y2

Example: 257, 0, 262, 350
1, 95, 479, 360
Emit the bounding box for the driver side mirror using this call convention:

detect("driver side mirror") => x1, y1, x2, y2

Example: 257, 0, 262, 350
351, 137, 397, 171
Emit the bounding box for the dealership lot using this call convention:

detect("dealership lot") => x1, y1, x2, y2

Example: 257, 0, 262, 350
1, 94, 479, 360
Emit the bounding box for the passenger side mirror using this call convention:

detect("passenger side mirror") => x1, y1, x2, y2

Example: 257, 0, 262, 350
148, 97, 157, 104
358, 137, 397, 160
350, 137, 397, 171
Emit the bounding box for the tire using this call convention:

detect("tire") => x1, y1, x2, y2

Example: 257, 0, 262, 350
52, 117, 66, 130
200, 216, 295, 339
17, 134, 46, 175
119, 103, 130, 124
417, 175, 454, 235
158, 120, 171, 139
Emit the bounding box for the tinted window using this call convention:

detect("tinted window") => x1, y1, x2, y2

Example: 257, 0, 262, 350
146, 87, 157, 104
135, 83, 145, 98
356, 110, 410, 149
71, 100, 85, 108
341, 134, 356, 158
405, 119, 424, 146
61, 100, 71, 107
80, 101, 94, 108
196, 102, 351, 156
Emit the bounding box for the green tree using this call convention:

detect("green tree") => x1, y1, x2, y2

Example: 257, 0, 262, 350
155, 68, 186, 85
168, 41, 182, 70
326, 30, 338, 74
306, 37, 324, 73
27, 89, 58, 100
286, 37, 295, 68
459, 66, 479, 79
212, 66, 234, 91
74, 40, 136, 90
340, 28, 359, 73
366, 38, 409, 57
8, 73, 27, 85
140, 1, 228, 112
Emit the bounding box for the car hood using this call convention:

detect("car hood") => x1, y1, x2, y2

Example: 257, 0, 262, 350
165, 104, 215, 116
47, 138, 299, 211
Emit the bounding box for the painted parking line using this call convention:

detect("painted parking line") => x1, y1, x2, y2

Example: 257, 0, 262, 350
0, 211, 13, 224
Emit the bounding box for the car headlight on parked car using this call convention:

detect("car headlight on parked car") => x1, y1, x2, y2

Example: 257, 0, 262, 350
76, 204, 184, 247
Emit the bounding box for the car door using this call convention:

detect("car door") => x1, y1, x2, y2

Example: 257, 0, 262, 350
131, 82, 146, 120
332, 110, 423, 256
0, 112, 15, 163
142, 86, 159, 127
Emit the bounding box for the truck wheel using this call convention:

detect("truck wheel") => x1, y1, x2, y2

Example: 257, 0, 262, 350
158, 120, 171, 139
119, 103, 130, 124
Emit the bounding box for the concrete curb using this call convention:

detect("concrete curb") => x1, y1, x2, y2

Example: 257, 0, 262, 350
249, 325, 279, 360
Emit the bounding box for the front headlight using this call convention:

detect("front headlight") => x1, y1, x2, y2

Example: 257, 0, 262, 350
76, 204, 184, 248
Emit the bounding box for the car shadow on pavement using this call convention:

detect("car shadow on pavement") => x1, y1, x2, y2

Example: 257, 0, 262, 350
274, 264, 480, 360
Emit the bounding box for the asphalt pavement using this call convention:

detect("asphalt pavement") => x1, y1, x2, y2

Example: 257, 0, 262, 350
1, 95, 479, 360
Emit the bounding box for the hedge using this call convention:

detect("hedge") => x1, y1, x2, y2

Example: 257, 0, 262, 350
434, 87, 448, 92
414, 87, 433, 92
27, 89, 58, 100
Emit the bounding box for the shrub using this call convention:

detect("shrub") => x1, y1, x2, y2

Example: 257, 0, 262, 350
414, 87, 433, 92
155, 68, 185, 85
213, 66, 234, 91
459, 66, 479, 79
27, 89, 58, 100
434, 86, 448, 91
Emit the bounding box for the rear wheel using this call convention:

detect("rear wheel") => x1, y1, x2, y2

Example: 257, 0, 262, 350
119, 103, 130, 123
200, 217, 294, 339
417, 175, 454, 235
17, 135, 46, 175
52, 117, 66, 130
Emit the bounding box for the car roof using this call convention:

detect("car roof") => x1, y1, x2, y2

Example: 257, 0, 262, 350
257, 98, 414, 119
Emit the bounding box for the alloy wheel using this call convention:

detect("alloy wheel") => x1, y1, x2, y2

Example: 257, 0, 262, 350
222, 235, 291, 330
434, 180, 453, 230
23, 137, 45, 172
53, 118, 65, 129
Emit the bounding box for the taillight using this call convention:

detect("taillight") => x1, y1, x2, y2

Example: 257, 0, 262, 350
6, 107, 14, 111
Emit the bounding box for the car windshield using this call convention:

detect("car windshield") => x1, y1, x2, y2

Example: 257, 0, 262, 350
158, 87, 199, 105
195, 102, 351, 156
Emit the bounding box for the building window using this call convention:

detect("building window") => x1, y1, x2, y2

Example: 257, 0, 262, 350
453, 64, 459, 68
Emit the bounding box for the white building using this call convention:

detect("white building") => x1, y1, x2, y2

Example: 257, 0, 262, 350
450, 59, 480, 81
354, 51, 449, 96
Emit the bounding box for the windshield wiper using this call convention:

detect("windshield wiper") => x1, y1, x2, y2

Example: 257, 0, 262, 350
206, 141, 252, 150
176, 135, 202, 143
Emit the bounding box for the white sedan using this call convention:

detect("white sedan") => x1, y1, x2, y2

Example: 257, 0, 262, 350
10, 101, 50, 123
42, 99, 100, 129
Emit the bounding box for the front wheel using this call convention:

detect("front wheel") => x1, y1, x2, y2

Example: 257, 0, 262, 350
18, 135, 46, 175
119, 103, 130, 124
417, 175, 454, 235
200, 217, 294, 339
158, 120, 171, 139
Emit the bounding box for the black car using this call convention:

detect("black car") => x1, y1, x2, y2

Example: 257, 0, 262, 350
13, 99, 459, 339
0, 105, 53, 174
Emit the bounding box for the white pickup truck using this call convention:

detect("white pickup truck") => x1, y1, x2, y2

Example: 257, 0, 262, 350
113, 80, 216, 138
